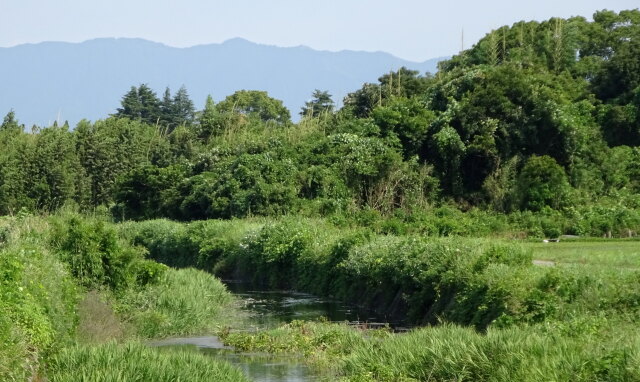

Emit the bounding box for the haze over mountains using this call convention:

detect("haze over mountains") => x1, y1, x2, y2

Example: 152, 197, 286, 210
0, 38, 444, 127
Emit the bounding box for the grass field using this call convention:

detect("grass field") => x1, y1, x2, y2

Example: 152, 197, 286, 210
527, 240, 640, 268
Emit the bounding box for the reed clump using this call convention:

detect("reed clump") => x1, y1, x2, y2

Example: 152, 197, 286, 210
46, 342, 249, 382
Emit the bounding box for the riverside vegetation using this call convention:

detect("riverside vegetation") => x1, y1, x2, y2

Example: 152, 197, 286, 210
125, 217, 640, 381
0, 212, 248, 381
1, 9, 640, 381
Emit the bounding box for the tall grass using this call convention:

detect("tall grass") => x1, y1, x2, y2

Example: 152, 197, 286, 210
75, 290, 126, 344
47, 342, 249, 382
119, 218, 264, 271
221, 320, 640, 381
340, 323, 640, 381
117, 268, 235, 338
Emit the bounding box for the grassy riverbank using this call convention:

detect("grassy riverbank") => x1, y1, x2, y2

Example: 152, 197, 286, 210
220, 319, 639, 381
122, 216, 640, 380
123, 217, 640, 327
3, 212, 639, 381
0, 213, 245, 381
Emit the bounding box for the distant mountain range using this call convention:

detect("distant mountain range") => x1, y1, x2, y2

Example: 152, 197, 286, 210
0, 38, 446, 126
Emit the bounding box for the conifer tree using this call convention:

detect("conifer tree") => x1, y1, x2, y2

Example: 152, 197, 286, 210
116, 86, 142, 120
161, 87, 173, 126
197, 95, 219, 141
1, 110, 24, 132
137, 84, 161, 125
171, 86, 195, 129
115, 84, 161, 125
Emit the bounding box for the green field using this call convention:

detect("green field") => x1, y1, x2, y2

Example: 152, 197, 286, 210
528, 240, 640, 268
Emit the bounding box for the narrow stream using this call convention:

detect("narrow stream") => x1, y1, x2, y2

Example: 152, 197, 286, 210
224, 280, 391, 328
152, 280, 399, 382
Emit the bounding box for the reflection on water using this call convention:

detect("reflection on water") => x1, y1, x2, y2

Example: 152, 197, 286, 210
151, 340, 316, 382
225, 280, 387, 329
201, 349, 318, 382
149, 336, 230, 349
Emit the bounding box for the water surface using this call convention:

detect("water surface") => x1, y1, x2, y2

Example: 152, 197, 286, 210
156, 281, 395, 382
225, 280, 388, 329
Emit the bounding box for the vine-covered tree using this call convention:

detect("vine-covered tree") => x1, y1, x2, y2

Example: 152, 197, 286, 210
216, 90, 291, 125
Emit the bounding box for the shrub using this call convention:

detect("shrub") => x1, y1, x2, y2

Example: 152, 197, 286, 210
120, 219, 195, 268
516, 155, 572, 211
240, 219, 314, 288
50, 215, 150, 291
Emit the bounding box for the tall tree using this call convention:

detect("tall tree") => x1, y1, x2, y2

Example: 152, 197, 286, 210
171, 86, 196, 129
300, 90, 334, 118
342, 68, 433, 118
115, 84, 161, 125
116, 87, 142, 120
1, 110, 23, 132
160, 87, 173, 126
216, 90, 291, 125
0, 125, 30, 213
75, 118, 160, 207
137, 84, 161, 125
197, 95, 220, 141
342, 83, 382, 118
27, 125, 79, 211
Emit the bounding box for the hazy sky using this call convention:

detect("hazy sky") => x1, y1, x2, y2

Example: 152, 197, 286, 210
1, 0, 637, 61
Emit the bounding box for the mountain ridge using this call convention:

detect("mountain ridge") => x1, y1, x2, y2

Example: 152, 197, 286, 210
0, 38, 446, 126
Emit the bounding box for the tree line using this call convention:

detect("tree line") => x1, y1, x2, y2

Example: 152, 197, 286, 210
0, 10, 638, 234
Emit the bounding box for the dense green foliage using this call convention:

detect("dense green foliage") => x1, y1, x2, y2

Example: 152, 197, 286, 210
123, 217, 640, 328
0, 214, 240, 380
2, 9, 640, 381
0, 216, 79, 381
118, 216, 640, 380
49, 215, 163, 291
0, 10, 639, 237
216, 90, 291, 125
